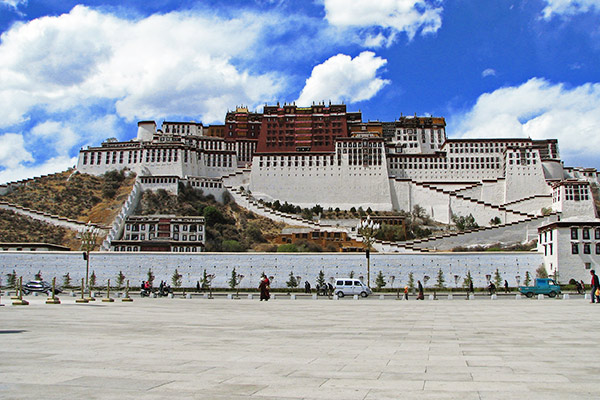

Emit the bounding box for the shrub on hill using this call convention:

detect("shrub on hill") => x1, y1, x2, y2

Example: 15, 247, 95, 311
0, 209, 69, 246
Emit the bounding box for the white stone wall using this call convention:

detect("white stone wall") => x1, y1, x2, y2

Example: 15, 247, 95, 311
543, 227, 600, 283
480, 179, 506, 205
0, 252, 542, 289
249, 154, 392, 211
504, 149, 551, 203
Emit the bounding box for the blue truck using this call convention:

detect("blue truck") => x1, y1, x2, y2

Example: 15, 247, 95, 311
518, 278, 561, 298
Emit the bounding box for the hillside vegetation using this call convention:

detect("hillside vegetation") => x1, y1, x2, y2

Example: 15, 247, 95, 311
137, 184, 285, 252
2, 169, 136, 226
0, 209, 80, 249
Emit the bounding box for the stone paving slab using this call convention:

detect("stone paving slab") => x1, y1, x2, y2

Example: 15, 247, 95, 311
1, 296, 599, 399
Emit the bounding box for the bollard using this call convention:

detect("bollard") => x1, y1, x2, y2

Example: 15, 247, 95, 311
247, 294, 253, 300
563, 293, 570, 300
447, 294, 453, 300
290, 294, 296, 300
46, 277, 60, 304
76, 278, 89, 303
537, 294, 544, 300
312, 293, 317, 300
271, 293, 276, 300
12, 277, 29, 306
102, 279, 114, 302
227, 293, 233, 300
428, 294, 435, 300
353, 294, 359, 300
333, 294, 339, 300
168, 293, 174, 299
584, 293, 591, 300
469, 294, 475, 300
203, 293, 209, 299
186, 293, 192, 299
379, 294, 385, 300
515, 293, 522, 300
491, 294, 497, 300
122, 280, 133, 302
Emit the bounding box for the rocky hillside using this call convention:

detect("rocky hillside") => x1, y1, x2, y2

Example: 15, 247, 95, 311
137, 184, 286, 252
0, 209, 80, 249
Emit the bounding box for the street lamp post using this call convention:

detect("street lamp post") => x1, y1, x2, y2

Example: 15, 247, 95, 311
81, 222, 100, 301
356, 216, 380, 288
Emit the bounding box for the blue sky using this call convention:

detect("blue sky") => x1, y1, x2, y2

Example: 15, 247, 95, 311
0, 0, 599, 183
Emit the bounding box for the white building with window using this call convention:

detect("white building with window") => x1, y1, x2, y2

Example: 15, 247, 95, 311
538, 217, 600, 283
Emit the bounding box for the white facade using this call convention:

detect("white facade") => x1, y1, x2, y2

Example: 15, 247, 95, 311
538, 218, 600, 283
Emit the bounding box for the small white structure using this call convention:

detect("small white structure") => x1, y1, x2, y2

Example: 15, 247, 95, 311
538, 217, 600, 283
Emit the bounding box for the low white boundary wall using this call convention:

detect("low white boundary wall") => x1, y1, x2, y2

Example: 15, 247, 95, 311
0, 252, 542, 289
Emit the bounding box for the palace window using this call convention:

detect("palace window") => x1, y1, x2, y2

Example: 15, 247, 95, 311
571, 243, 579, 254
571, 228, 578, 240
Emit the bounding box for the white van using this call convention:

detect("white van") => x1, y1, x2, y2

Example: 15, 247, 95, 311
334, 279, 372, 298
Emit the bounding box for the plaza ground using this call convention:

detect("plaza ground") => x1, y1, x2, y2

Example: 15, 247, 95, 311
1, 295, 599, 399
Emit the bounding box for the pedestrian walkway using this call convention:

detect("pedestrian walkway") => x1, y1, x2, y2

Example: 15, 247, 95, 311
1, 297, 598, 399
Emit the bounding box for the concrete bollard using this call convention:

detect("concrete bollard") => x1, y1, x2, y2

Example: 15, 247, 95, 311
271, 293, 276, 300
379, 294, 385, 300
168, 293, 174, 299
70, 291, 76, 297
203, 293, 209, 299
585, 293, 591, 300
563, 293, 570, 300
290, 294, 296, 300
247, 294, 253, 300
491, 294, 497, 300
312, 293, 317, 300
352, 294, 358, 300
333, 294, 339, 300
515, 294, 521, 300
152, 293, 157, 298
428, 294, 435, 300
186, 293, 192, 299
469, 294, 475, 300
538, 294, 544, 300
447, 294, 453, 300
227, 294, 233, 299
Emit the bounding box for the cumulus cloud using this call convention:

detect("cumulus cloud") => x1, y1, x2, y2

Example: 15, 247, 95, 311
323, 0, 443, 46
1, 0, 26, 10
0, 133, 33, 169
482, 68, 496, 78
296, 52, 390, 106
0, 155, 77, 184
541, 0, 600, 18
0, 5, 285, 127
452, 78, 600, 163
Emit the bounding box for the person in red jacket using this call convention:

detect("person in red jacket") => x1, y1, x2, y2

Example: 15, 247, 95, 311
590, 270, 600, 303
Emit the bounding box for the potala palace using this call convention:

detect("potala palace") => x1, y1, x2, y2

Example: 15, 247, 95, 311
73, 103, 600, 282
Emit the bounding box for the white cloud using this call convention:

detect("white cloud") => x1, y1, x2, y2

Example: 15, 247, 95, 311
1, 0, 26, 10
482, 68, 496, 78
31, 121, 79, 154
0, 5, 285, 127
541, 0, 600, 19
0, 133, 33, 169
0, 155, 76, 184
296, 52, 390, 106
323, 0, 443, 45
452, 78, 600, 163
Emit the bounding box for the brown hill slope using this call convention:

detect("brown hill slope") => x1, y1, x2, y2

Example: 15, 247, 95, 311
0, 209, 80, 249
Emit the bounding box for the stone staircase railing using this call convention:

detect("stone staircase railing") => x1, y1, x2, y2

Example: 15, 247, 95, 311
101, 178, 142, 250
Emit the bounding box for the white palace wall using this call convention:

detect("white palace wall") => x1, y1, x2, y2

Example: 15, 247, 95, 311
0, 252, 542, 289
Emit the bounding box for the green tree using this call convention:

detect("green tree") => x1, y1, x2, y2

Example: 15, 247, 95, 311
535, 265, 548, 279
408, 272, 415, 291
452, 214, 479, 231
490, 216, 502, 225
222, 240, 245, 252
116, 271, 126, 289
436, 268, 445, 289
203, 206, 225, 226
89, 271, 96, 290
463, 270, 473, 289
524, 271, 532, 286
317, 270, 325, 288
62, 272, 71, 288
375, 271, 387, 290
286, 271, 298, 289
277, 243, 298, 252
200, 269, 210, 290
301, 208, 313, 220
7, 270, 17, 289
171, 268, 182, 288
493, 268, 502, 288
229, 268, 238, 290
147, 268, 155, 285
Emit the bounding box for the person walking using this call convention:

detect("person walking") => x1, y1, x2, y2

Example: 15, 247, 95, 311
488, 282, 496, 295
416, 280, 424, 300
467, 279, 474, 299
590, 270, 600, 303
504, 280, 509, 293
304, 281, 311, 294
259, 276, 270, 301
404, 285, 409, 300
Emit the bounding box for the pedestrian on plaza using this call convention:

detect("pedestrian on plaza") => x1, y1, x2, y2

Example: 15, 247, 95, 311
305, 280, 311, 294
504, 280, 509, 293
590, 270, 600, 304
488, 282, 496, 295
416, 280, 424, 300
259, 276, 270, 301
575, 280, 583, 294
404, 285, 409, 300
196, 281, 200, 293
327, 282, 334, 297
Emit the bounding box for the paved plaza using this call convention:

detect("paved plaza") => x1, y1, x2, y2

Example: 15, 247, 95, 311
1, 294, 599, 399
